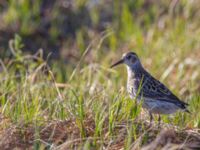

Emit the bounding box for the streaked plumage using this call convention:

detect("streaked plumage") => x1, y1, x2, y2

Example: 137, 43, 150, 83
111, 52, 189, 124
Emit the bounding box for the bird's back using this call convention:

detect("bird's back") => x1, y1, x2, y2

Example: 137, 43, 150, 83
127, 67, 189, 113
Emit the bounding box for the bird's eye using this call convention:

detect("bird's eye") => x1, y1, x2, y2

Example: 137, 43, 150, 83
127, 56, 131, 59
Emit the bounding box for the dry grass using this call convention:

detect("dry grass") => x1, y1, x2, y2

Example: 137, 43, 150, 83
0, 116, 200, 150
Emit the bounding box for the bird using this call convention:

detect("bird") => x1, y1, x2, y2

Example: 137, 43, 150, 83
110, 51, 190, 125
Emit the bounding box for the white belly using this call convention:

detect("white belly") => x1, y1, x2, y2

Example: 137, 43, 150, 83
142, 99, 180, 114
127, 86, 181, 114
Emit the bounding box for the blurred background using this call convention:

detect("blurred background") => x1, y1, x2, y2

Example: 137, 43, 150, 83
0, 0, 199, 95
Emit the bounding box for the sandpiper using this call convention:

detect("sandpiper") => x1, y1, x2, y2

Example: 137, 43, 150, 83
111, 52, 189, 125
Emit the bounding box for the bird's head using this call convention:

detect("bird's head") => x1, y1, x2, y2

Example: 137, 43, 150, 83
110, 52, 141, 69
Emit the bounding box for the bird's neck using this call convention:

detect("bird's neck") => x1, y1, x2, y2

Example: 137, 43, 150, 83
126, 65, 144, 79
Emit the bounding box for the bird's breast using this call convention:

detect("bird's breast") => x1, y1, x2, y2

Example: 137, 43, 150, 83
127, 78, 141, 99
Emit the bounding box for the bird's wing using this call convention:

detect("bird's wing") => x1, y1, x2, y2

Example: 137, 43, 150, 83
140, 73, 188, 108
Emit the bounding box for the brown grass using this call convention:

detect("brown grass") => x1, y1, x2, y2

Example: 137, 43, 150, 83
0, 114, 200, 150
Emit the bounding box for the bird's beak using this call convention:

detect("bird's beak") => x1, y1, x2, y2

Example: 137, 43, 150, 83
110, 59, 124, 68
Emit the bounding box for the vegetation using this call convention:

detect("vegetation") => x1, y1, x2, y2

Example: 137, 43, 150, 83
0, 0, 200, 149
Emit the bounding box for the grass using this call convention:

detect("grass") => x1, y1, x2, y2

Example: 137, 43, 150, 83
0, 0, 200, 149
0, 32, 199, 149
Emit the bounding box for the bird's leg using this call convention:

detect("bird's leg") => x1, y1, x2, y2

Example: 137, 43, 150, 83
158, 115, 161, 128
149, 112, 153, 126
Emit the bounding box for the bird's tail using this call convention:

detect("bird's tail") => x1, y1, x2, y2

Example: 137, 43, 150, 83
184, 108, 191, 114
182, 103, 191, 114
179, 102, 190, 114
